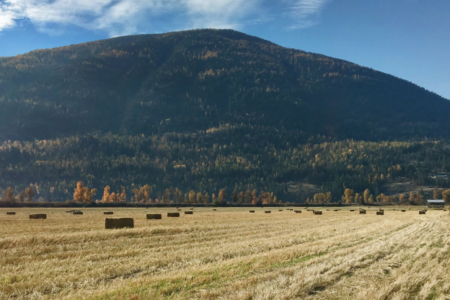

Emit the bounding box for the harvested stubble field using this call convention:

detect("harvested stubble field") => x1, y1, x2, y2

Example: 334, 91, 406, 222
1, 207, 450, 300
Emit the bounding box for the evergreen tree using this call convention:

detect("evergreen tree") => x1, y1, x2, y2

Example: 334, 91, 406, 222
433, 188, 442, 199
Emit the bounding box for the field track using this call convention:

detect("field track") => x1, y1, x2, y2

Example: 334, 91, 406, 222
1, 207, 449, 299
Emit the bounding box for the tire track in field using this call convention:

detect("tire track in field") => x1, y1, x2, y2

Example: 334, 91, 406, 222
221, 219, 436, 300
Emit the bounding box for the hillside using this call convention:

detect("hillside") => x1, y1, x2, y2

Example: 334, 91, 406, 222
1, 29, 449, 142
1, 29, 450, 202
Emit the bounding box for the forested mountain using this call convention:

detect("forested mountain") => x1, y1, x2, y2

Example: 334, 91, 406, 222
1, 29, 450, 202
1, 29, 449, 142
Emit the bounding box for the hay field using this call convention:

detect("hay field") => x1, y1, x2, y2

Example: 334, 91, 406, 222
1, 207, 450, 299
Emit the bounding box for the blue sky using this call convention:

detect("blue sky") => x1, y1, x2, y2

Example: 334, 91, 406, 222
1, 0, 449, 99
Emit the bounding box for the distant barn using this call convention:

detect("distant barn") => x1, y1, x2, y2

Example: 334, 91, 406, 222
427, 199, 445, 209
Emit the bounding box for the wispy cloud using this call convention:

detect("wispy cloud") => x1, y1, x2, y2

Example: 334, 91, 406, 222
287, 0, 329, 29
0, 0, 331, 35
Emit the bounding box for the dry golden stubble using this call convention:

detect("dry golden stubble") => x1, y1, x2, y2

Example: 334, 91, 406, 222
0, 207, 448, 299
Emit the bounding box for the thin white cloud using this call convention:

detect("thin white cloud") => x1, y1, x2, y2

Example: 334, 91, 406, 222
0, 0, 331, 35
287, 0, 329, 29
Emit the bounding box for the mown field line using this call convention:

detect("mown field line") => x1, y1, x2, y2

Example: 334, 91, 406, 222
85, 221, 418, 300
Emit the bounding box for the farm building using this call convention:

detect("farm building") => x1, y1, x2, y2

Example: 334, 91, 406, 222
427, 199, 445, 208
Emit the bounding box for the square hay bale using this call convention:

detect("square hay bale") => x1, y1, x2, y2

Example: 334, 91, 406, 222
249, 210, 255, 213
66, 210, 75, 213
190, 208, 194, 210
29, 214, 47, 219
295, 210, 302, 213
147, 214, 162, 219
177, 209, 182, 211
376, 211, 384, 215
73, 211, 83, 215
419, 211, 426, 215
168, 212, 180, 217
334, 210, 338, 212
359, 210, 366, 214
350, 210, 355, 212
104, 212, 114, 215
314, 211, 323, 215
279, 209, 283, 211
6, 212, 16, 215
265, 211, 271, 214
402, 210, 406, 212
105, 218, 134, 229
213, 209, 217, 211
185, 211, 193, 215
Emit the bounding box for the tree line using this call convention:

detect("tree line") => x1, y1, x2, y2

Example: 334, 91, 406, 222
3, 181, 450, 206
1, 133, 450, 203
69, 181, 280, 206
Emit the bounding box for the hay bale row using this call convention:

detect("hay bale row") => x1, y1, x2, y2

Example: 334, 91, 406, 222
168, 212, 180, 217
105, 218, 134, 229
377, 211, 384, 215
29, 214, 46, 219
147, 214, 162, 219
185, 211, 193, 215
6, 212, 15, 215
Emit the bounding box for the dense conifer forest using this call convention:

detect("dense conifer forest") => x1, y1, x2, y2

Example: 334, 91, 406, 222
0, 29, 449, 203
1, 131, 450, 203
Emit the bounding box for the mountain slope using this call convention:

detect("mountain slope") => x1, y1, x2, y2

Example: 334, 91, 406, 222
1, 29, 450, 202
0, 29, 449, 142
